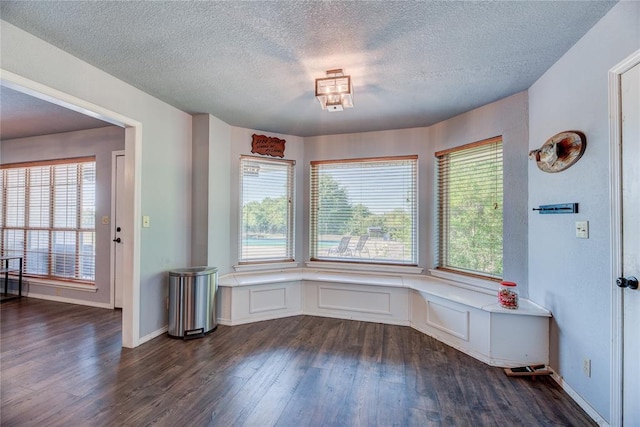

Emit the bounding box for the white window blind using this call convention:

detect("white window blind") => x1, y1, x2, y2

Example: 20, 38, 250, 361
310, 156, 418, 265
0, 158, 96, 282
436, 137, 503, 279
239, 156, 295, 264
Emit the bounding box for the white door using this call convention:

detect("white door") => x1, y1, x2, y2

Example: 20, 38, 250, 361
113, 152, 125, 308
621, 62, 640, 426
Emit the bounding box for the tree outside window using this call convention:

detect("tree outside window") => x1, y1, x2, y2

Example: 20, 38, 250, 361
239, 156, 295, 263
310, 156, 417, 265
436, 137, 503, 279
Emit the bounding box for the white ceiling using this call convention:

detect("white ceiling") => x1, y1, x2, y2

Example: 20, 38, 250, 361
0, 86, 111, 140
0, 1, 617, 138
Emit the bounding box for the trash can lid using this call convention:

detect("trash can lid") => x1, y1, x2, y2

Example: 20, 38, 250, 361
169, 266, 218, 277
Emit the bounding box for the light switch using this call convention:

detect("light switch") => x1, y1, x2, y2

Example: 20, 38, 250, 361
576, 220, 589, 239
142, 215, 150, 228
101, 216, 109, 225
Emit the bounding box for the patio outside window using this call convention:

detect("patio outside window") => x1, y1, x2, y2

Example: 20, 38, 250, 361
310, 156, 418, 266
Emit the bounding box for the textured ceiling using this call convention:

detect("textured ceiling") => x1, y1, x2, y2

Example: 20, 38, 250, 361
0, 1, 617, 137
0, 86, 111, 140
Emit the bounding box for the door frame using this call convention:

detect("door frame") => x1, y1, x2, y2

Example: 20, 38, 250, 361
0, 69, 143, 349
110, 150, 126, 309
608, 48, 640, 426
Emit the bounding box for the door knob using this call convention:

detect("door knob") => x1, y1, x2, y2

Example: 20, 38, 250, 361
113, 237, 122, 243
616, 276, 639, 289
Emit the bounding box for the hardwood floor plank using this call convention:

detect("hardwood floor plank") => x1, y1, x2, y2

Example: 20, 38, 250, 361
380, 324, 407, 385
1, 299, 597, 426
334, 359, 381, 426
1, 385, 82, 427
242, 318, 332, 427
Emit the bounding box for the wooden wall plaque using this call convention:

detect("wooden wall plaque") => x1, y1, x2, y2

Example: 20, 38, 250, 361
251, 134, 285, 158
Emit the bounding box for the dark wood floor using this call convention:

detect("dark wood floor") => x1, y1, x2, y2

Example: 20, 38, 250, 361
1, 298, 595, 427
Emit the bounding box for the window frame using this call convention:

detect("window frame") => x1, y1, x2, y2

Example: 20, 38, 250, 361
0, 157, 96, 284
435, 136, 503, 281
309, 155, 418, 267
238, 155, 295, 265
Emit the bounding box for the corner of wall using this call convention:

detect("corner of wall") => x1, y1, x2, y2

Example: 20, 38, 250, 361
206, 115, 232, 273
191, 114, 212, 266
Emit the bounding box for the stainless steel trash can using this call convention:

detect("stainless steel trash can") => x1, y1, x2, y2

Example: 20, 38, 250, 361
168, 266, 218, 339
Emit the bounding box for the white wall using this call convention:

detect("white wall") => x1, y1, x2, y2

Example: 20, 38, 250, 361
207, 115, 232, 273
1, 126, 124, 306
528, 2, 640, 421
191, 114, 233, 273
304, 92, 529, 292
1, 20, 193, 337
191, 114, 211, 266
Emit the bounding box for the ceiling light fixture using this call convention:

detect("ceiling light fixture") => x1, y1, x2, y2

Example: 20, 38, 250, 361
315, 69, 353, 112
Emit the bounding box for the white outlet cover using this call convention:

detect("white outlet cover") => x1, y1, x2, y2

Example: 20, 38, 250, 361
583, 358, 591, 377
575, 221, 589, 239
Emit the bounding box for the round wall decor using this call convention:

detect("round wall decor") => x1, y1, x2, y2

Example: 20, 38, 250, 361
528, 131, 586, 173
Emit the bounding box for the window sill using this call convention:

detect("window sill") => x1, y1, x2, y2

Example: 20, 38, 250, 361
428, 268, 498, 294
306, 261, 423, 275
233, 261, 301, 273
26, 278, 98, 292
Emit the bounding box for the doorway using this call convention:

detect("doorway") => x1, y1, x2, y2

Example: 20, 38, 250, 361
1, 69, 142, 348
609, 49, 640, 426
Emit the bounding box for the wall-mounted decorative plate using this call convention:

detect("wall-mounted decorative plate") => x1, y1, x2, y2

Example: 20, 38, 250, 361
529, 131, 586, 173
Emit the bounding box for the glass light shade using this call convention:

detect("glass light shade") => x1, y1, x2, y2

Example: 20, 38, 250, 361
316, 74, 353, 111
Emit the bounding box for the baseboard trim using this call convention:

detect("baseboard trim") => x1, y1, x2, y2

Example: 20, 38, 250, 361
217, 310, 303, 326
305, 310, 410, 327
550, 370, 609, 426
138, 325, 169, 345
24, 292, 112, 309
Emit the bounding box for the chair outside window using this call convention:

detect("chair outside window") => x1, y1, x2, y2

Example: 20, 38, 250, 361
328, 236, 352, 256
353, 235, 370, 258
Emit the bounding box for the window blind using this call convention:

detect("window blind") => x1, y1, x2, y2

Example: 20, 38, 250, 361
239, 156, 295, 264
0, 158, 96, 283
310, 156, 418, 265
436, 137, 503, 279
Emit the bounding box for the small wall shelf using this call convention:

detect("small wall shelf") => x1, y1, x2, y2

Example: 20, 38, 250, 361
533, 203, 578, 214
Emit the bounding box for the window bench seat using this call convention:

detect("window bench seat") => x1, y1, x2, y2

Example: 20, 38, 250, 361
218, 268, 550, 368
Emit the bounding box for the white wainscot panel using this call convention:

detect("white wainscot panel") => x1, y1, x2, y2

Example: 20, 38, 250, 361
303, 281, 409, 325
426, 300, 469, 341
318, 286, 390, 314
221, 281, 302, 326
217, 286, 233, 325
250, 287, 287, 313
411, 290, 491, 365
489, 312, 549, 366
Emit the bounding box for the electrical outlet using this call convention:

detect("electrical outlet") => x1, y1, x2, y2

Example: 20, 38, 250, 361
583, 358, 591, 377
576, 221, 589, 239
